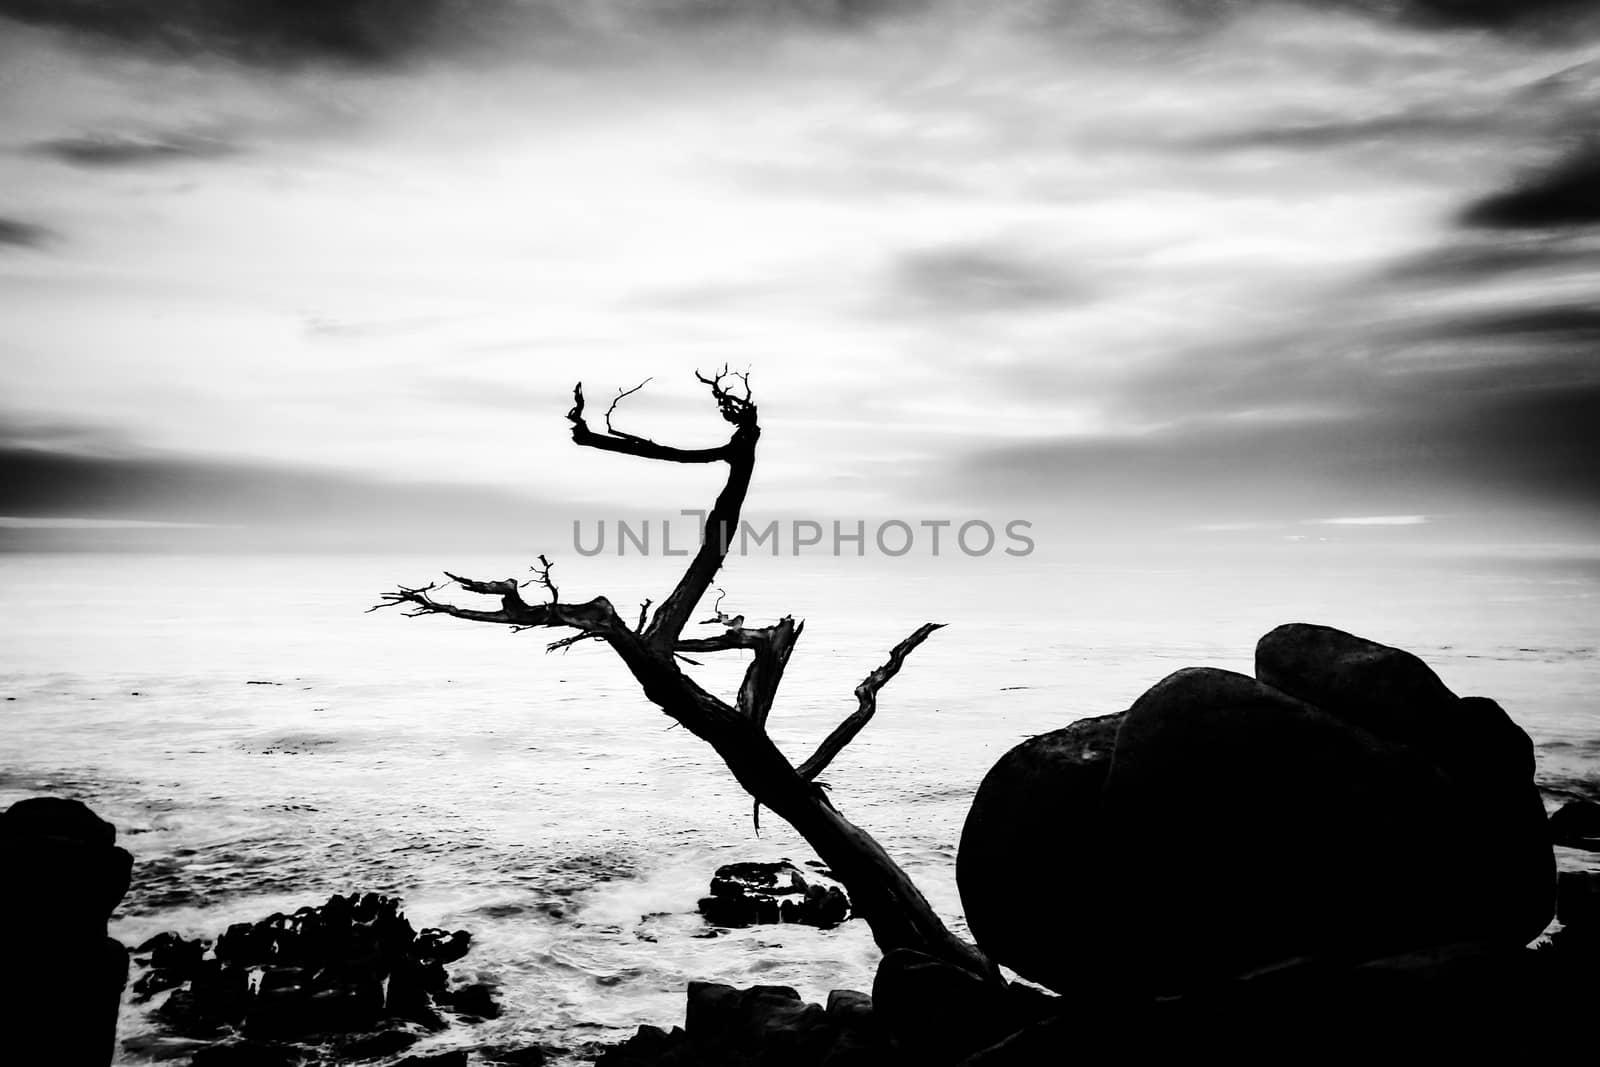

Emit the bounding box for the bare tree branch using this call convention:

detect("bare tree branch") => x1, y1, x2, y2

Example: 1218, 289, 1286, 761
372, 579, 627, 638
524, 554, 559, 602
797, 623, 945, 782
604, 377, 654, 437
738, 616, 803, 729
567, 382, 730, 464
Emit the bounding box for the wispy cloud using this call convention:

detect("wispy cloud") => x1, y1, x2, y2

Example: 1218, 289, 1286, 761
1317, 515, 1430, 527
885, 243, 1091, 316
31, 131, 237, 168
0, 216, 53, 248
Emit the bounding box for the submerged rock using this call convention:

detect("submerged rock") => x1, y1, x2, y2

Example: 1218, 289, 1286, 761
697, 860, 850, 929
957, 623, 1555, 998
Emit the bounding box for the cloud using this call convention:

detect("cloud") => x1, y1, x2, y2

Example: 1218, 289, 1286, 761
1462, 147, 1600, 229
0, 0, 456, 66
1191, 112, 1497, 154
0, 216, 54, 248
31, 131, 237, 168
1436, 304, 1600, 343
0, 437, 571, 550
0, 0, 937, 70
1317, 515, 1429, 526
1405, 0, 1596, 29
953, 380, 1600, 538
1385, 242, 1600, 284
887, 244, 1089, 315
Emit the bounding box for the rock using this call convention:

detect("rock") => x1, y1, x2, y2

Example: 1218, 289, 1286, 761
0, 797, 134, 1067
1550, 798, 1600, 849
132, 968, 186, 1002
189, 1041, 305, 1066
338, 1029, 421, 1059
137, 892, 477, 1060
1556, 870, 1600, 931
958, 941, 1551, 1063
823, 989, 874, 1030
480, 1045, 562, 1066
136, 932, 209, 976
440, 981, 500, 1019
1255, 624, 1553, 945
956, 625, 1555, 998
602, 981, 897, 1065
955, 711, 1122, 993
871, 950, 1053, 1066
417, 928, 472, 964
594, 1025, 693, 1066
697, 860, 850, 929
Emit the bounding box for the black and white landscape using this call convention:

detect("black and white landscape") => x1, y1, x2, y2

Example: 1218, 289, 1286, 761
2, 2, 1598, 1065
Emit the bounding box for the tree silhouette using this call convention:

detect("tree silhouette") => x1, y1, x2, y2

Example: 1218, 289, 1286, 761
374, 370, 993, 979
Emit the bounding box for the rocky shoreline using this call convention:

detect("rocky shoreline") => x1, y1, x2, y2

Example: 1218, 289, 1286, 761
9, 624, 1600, 1065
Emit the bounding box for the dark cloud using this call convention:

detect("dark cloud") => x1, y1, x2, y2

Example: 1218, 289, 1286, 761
1462, 147, 1600, 229
1404, 0, 1595, 29
1386, 242, 1600, 284
0, 0, 454, 66
31, 131, 237, 168
1191, 112, 1494, 154
0, 0, 933, 67
889, 244, 1088, 315
0, 217, 54, 248
0, 434, 571, 551
649, 0, 929, 29
1437, 304, 1600, 343
958, 380, 1600, 534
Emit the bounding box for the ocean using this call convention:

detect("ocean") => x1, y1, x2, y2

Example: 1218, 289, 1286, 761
2, 548, 1597, 1062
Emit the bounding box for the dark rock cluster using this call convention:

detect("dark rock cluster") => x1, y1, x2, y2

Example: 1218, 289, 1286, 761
597, 981, 894, 1067
131, 893, 493, 1064
697, 861, 850, 930
958, 622, 1555, 998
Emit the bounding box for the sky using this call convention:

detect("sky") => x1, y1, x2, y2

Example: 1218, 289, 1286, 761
2, 0, 1598, 557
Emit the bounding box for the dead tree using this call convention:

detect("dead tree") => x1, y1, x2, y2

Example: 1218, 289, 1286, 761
374, 370, 994, 980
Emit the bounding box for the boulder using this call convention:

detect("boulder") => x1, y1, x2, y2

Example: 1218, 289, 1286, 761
957, 624, 1555, 998
0, 797, 134, 1067
1549, 798, 1600, 850
697, 860, 850, 929
871, 949, 1055, 1066
955, 711, 1122, 994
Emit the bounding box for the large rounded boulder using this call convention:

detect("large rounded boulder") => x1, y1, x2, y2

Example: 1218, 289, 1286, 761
956, 623, 1554, 998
